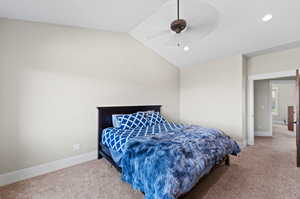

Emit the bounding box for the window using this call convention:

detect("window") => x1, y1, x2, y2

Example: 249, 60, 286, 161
272, 87, 279, 115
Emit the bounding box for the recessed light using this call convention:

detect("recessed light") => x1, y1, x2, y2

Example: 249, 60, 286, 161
262, 14, 273, 22
184, 46, 189, 51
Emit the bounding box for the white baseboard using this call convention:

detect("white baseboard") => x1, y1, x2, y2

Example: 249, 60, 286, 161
255, 131, 272, 136
273, 120, 285, 125
0, 151, 97, 187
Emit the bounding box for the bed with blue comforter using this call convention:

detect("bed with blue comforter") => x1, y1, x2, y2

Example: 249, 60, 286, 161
102, 120, 240, 199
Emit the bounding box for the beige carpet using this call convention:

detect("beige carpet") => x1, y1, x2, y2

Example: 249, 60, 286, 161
1, 125, 299, 199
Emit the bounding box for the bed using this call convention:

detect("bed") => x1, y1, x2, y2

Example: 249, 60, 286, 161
97, 105, 240, 199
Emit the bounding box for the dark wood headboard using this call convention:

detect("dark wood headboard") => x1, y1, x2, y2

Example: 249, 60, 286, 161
97, 105, 162, 169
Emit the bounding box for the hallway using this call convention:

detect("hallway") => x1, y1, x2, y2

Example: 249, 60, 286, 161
255, 124, 296, 158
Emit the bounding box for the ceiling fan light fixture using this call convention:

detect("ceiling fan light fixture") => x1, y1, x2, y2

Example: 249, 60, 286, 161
184, 46, 190, 51
262, 14, 273, 22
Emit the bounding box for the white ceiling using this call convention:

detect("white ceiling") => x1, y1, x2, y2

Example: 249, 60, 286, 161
0, 0, 168, 32
131, 0, 300, 67
1, 0, 300, 67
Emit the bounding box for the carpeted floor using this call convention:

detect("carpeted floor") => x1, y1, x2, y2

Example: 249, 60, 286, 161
1, 125, 299, 199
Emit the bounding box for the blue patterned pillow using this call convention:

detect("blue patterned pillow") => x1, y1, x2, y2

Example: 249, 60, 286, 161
147, 112, 166, 126
116, 112, 148, 129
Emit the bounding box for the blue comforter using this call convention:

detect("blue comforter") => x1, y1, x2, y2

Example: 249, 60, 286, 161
102, 121, 185, 153
120, 125, 240, 199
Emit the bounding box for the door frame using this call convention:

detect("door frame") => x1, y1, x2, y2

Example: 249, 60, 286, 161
248, 70, 297, 145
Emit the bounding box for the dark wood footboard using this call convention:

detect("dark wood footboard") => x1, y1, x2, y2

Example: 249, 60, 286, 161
211, 155, 230, 169
225, 155, 230, 166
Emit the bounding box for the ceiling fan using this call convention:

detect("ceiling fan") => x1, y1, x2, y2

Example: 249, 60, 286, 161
146, 0, 219, 47
170, 0, 187, 34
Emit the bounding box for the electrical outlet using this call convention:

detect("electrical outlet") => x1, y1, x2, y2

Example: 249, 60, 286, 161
73, 144, 80, 151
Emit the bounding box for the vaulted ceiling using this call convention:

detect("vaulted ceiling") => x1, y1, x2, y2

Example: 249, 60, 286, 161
0, 0, 169, 32
1, 0, 300, 67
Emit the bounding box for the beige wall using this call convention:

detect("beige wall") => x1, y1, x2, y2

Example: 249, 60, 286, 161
0, 19, 179, 174
248, 47, 300, 76
180, 55, 247, 145
254, 80, 272, 135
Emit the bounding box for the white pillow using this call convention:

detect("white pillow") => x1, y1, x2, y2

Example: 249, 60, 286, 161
112, 114, 125, 128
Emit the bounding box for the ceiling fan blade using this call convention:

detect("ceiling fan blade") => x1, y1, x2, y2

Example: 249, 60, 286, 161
181, 0, 218, 22
181, 0, 219, 35
187, 13, 219, 32
185, 24, 216, 39
146, 29, 171, 40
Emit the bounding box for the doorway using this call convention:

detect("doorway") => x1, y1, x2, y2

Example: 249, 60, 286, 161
248, 70, 300, 167
248, 70, 296, 145
252, 77, 295, 138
